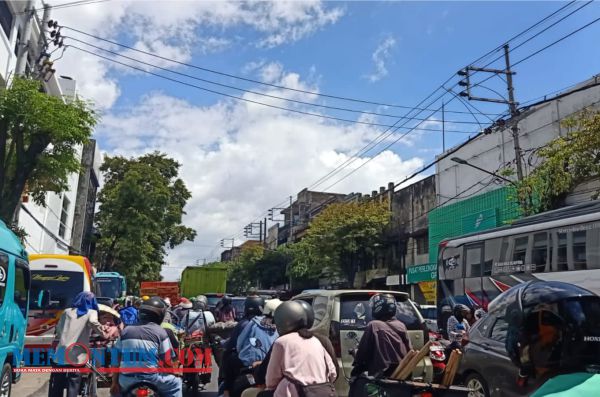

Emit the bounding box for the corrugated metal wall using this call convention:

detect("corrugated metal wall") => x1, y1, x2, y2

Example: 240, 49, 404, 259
428, 187, 522, 266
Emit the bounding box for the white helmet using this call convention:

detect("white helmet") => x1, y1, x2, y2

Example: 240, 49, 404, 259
262, 298, 283, 316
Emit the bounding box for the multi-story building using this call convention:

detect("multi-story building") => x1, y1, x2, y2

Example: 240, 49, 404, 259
1, 1, 101, 256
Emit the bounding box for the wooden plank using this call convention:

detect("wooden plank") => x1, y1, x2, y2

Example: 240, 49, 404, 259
390, 350, 417, 379
397, 341, 432, 380
441, 349, 462, 387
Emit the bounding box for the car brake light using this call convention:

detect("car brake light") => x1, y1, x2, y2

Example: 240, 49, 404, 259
136, 388, 149, 397
416, 393, 433, 397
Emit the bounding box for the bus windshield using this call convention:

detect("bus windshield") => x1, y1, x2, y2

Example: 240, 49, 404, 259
95, 277, 123, 299
29, 270, 84, 310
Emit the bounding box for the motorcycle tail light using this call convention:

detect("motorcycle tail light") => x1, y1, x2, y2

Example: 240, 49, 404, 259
136, 388, 149, 397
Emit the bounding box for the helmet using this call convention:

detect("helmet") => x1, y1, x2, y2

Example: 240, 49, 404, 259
244, 295, 265, 316
180, 297, 192, 309
263, 298, 283, 317
370, 293, 397, 321
142, 295, 150, 301
139, 296, 168, 324
453, 304, 470, 321
192, 295, 208, 311
274, 301, 308, 335
496, 281, 600, 376
296, 300, 315, 329
221, 296, 232, 306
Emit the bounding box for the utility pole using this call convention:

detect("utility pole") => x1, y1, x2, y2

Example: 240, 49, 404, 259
15, 0, 35, 75
441, 101, 446, 152
457, 43, 524, 181
263, 217, 267, 246
503, 44, 524, 181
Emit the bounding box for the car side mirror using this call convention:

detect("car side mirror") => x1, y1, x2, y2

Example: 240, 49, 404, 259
38, 289, 51, 309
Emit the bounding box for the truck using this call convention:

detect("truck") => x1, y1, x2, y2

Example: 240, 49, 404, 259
94, 271, 127, 300
180, 265, 228, 298
140, 281, 181, 305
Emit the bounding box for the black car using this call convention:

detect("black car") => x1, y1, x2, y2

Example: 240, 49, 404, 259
458, 312, 535, 397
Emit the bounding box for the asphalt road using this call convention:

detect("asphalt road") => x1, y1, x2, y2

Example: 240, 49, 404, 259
12, 365, 220, 397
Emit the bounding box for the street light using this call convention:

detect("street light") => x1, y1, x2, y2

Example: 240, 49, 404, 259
451, 157, 515, 185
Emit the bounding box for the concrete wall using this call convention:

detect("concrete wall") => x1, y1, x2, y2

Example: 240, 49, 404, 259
436, 75, 600, 206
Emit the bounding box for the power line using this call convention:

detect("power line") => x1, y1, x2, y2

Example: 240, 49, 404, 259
64, 36, 482, 125
61, 25, 502, 117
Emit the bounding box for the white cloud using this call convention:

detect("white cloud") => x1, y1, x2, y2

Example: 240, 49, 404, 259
365, 36, 397, 83
96, 64, 424, 280
46, 0, 343, 108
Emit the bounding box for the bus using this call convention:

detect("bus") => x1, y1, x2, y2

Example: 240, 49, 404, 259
94, 271, 126, 300
25, 254, 94, 348
437, 201, 600, 312
0, 221, 30, 394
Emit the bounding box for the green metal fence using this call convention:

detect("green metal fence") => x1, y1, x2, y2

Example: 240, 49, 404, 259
428, 187, 522, 272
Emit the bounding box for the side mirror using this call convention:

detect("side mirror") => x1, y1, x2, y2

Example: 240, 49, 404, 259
38, 290, 51, 309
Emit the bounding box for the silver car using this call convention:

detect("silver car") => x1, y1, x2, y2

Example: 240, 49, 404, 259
293, 289, 432, 397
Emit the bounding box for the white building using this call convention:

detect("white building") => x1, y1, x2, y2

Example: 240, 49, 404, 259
436, 75, 600, 205
1, 1, 101, 256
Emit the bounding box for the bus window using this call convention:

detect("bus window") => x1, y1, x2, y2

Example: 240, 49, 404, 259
484, 238, 503, 276
573, 231, 587, 270
556, 232, 568, 271
465, 245, 482, 278
532, 233, 549, 273
589, 228, 600, 269
512, 236, 528, 264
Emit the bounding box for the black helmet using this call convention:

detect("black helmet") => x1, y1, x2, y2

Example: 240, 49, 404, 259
495, 281, 600, 377
453, 304, 471, 321
274, 301, 307, 335
296, 300, 315, 329
139, 296, 167, 324
244, 295, 265, 317
370, 293, 397, 321
221, 296, 232, 306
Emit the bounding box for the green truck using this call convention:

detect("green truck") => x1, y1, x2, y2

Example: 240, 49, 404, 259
180, 264, 228, 297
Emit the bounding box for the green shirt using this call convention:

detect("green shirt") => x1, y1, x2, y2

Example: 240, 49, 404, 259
531, 373, 600, 396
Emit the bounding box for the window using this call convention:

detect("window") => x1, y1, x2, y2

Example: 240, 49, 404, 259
484, 238, 503, 276
313, 296, 328, 326
339, 293, 422, 331
465, 245, 482, 278
14, 29, 20, 56
416, 235, 429, 255
489, 317, 508, 343
573, 231, 587, 270
59, 196, 70, 238
29, 270, 84, 310
0, 253, 7, 308
532, 233, 548, 273
513, 236, 528, 264
556, 232, 568, 271
14, 260, 29, 317
0, 1, 13, 39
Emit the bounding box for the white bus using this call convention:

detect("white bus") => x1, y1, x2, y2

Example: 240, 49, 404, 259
437, 201, 600, 311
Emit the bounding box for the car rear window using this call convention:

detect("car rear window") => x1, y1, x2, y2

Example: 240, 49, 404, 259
340, 293, 422, 330
420, 308, 436, 320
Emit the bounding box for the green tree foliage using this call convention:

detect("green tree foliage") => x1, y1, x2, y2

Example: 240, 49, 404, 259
288, 200, 391, 285
226, 244, 264, 295
516, 111, 600, 214
95, 152, 196, 292
0, 77, 97, 222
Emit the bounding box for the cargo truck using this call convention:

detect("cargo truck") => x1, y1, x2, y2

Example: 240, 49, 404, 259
139, 281, 180, 305
180, 265, 228, 297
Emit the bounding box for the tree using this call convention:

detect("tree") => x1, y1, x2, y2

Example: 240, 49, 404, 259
516, 111, 600, 214
0, 77, 97, 223
94, 152, 196, 292
226, 244, 264, 295
288, 200, 391, 285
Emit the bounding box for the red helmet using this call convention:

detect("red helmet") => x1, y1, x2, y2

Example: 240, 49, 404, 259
180, 297, 192, 309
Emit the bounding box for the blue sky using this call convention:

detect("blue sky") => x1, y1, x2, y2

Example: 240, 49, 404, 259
49, 0, 600, 277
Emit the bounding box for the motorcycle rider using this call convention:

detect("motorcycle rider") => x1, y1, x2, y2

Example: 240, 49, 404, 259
217, 296, 237, 323
111, 296, 182, 397
501, 281, 600, 395
446, 304, 471, 339
264, 301, 337, 397
182, 296, 216, 334
351, 293, 412, 378
221, 296, 265, 397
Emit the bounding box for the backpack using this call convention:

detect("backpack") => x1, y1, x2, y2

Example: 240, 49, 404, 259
236, 316, 278, 366
120, 306, 138, 326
